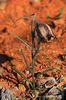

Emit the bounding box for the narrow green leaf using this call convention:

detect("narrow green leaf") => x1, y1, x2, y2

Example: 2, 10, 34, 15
15, 34, 32, 50
10, 63, 33, 87
35, 67, 60, 76
46, 12, 51, 18
46, 6, 64, 20
42, 67, 60, 74
59, 6, 64, 15
8, 31, 32, 50
19, 48, 34, 74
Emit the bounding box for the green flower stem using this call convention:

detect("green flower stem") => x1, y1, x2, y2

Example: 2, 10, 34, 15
31, 14, 36, 89
32, 36, 35, 89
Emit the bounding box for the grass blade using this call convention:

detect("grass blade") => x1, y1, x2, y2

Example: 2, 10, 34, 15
46, 6, 64, 20
8, 31, 32, 50
10, 63, 32, 87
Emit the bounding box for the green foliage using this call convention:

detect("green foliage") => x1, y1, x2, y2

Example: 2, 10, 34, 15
9, 14, 60, 90
42, 66, 60, 74
35, 67, 60, 77
46, 12, 51, 18
11, 32, 32, 50
46, 6, 64, 20
59, 6, 64, 16
10, 63, 33, 87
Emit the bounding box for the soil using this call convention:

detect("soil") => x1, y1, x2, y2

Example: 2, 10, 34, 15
0, 0, 66, 99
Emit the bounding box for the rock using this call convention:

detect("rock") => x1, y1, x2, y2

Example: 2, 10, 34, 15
1, 89, 16, 100
36, 77, 57, 94
31, 90, 39, 99
44, 77, 57, 89
25, 70, 30, 75
46, 95, 58, 100
37, 78, 46, 86
37, 77, 57, 88
46, 86, 63, 100
18, 84, 26, 93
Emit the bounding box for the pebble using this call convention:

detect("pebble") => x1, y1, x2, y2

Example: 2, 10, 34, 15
1, 89, 16, 100
46, 86, 63, 100
18, 84, 26, 93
